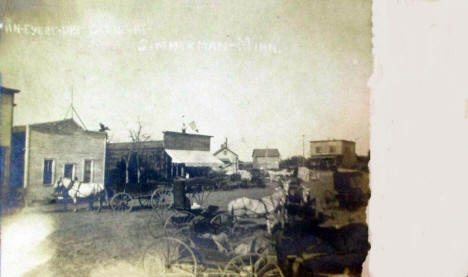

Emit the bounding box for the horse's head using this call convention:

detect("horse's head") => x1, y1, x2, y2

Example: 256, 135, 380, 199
53, 177, 62, 190
280, 179, 291, 194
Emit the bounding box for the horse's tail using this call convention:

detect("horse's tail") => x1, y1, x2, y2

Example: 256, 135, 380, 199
96, 184, 109, 207
101, 185, 110, 208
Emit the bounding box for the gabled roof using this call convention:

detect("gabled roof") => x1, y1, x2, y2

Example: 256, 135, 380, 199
252, 148, 280, 158
165, 149, 224, 167
213, 146, 238, 157
13, 118, 105, 136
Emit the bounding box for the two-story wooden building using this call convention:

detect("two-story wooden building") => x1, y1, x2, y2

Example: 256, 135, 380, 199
252, 148, 281, 170
213, 138, 239, 174
11, 119, 107, 203
309, 139, 358, 169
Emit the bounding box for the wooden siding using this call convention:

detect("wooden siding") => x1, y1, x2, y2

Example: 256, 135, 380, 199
105, 142, 170, 186
253, 156, 280, 170
163, 132, 211, 151
25, 126, 106, 202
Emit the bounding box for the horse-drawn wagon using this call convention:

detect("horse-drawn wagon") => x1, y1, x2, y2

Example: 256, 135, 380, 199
144, 209, 285, 276
109, 176, 223, 212
109, 181, 174, 212
142, 178, 291, 276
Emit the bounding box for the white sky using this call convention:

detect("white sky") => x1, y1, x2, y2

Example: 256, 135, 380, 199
0, 0, 371, 161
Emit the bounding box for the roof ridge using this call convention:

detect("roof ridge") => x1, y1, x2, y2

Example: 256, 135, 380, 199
22, 118, 76, 127
213, 145, 238, 156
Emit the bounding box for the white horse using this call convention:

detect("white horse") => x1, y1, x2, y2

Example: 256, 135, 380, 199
53, 177, 107, 212
227, 180, 290, 234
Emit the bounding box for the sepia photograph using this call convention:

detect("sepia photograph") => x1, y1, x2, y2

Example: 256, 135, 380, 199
1, 0, 372, 276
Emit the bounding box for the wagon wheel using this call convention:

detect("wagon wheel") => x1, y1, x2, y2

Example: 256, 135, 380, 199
138, 196, 152, 208
223, 253, 284, 277
110, 192, 133, 212
210, 212, 237, 235
147, 207, 173, 239
151, 187, 174, 209
164, 210, 196, 237
143, 237, 197, 276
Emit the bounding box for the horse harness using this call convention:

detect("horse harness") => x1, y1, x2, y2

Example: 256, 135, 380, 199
68, 179, 83, 198
239, 194, 280, 218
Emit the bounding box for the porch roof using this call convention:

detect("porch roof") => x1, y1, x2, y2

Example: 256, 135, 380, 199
165, 149, 224, 167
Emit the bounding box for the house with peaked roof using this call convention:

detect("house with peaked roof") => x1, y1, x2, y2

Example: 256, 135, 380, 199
11, 118, 107, 203
213, 138, 239, 174
252, 148, 280, 170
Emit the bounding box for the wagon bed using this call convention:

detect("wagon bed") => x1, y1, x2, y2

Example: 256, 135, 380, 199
109, 181, 174, 212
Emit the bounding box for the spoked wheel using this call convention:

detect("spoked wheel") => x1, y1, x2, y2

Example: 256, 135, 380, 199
210, 212, 236, 235
143, 237, 197, 276
164, 210, 196, 237
147, 207, 173, 239
223, 253, 284, 277
110, 192, 133, 212
151, 187, 174, 209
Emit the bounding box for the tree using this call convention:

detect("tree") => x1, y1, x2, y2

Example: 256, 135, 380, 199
123, 120, 151, 184
279, 156, 305, 169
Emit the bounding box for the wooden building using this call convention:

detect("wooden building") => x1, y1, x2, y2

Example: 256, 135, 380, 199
309, 139, 358, 169
163, 130, 223, 177
104, 130, 224, 188
252, 148, 281, 170
105, 140, 169, 189
213, 138, 239, 174
1, 86, 20, 203
11, 119, 107, 203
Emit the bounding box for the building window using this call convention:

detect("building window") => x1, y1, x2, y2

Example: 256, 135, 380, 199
43, 159, 54, 185
315, 147, 321, 154
64, 163, 75, 179
84, 160, 93, 183
330, 146, 336, 153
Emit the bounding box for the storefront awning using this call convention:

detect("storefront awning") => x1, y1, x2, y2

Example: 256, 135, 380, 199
165, 149, 224, 167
